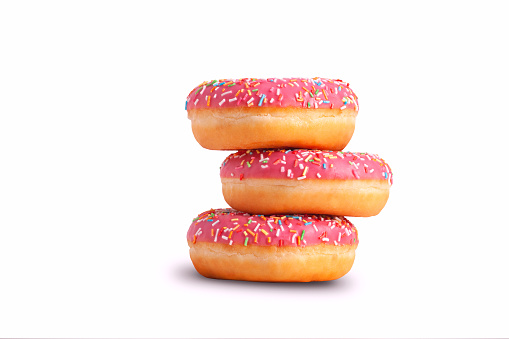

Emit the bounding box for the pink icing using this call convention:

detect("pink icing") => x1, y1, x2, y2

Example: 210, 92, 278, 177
185, 78, 358, 111
220, 149, 393, 185
187, 208, 358, 248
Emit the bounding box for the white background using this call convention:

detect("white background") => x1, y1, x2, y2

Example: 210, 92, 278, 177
1, 1, 508, 338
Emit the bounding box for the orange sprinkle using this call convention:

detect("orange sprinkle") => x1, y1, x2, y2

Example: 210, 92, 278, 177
211, 229, 214, 236
246, 229, 255, 236
254, 233, 258, 243
322, 89, 328, 100
207, 96, 211, 106
297, 236, 301, 246
235, 90, 241, 97
267, 237, 271, 243
290, 230, 297, 233
228, 231, 233, 239
193, 235, 197, 244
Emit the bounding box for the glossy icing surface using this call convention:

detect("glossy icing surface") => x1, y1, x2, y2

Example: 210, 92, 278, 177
185, 77, 358, 110
220, 149, 393, 184
187, 208, 358, 247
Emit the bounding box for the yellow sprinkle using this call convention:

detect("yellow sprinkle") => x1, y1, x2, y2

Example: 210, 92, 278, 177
290, 230, 297, 233
243, 231, 248, 236
246, 229, 255, 236
260, 229, 268, 236
303, 166, 309, 176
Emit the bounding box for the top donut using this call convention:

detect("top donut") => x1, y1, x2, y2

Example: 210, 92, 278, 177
186, 77, 359, 151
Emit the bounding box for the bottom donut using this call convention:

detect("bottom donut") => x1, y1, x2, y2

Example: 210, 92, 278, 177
187, 208, 358, 282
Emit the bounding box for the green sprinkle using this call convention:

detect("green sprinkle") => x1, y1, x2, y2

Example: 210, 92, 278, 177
252, 89, 258, 92
207, 80, 217, 86
247, 162, 251, 168
301, 230, 305, 240
248, 219, 252, 224
314, 89, 319, 95
307, 102, 311, 108
244, 237, 248, 246
228, 83, 236, 87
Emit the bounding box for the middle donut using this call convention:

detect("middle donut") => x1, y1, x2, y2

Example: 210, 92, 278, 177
220, 149, 393, 217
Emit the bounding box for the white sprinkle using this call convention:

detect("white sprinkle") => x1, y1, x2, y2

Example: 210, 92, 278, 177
229, 97, 237, 102
322, 237, 329, 242
247, 97, 254, 104
340, 105, 346, 110
316, 173, 321, 178
334, 241, 338, 245
280, 225, 285, 231
212, 220, 220, 226
214, 94, 217, 98
297, 176, 306, 180
287, 169, 292, 177
292, 233, 297, 243
214, 230, 219, 242
338, 232, 342, 242
369, 169, 375, 173
276, 229, 280, 237
218, 99, 225, 106
194, 99, 199, 105
280, 166, 285, 173
195, 228, 202, 236
229, 240, 233, 245
299, 163, 304, 170
261, 165, 268, 168
221, 91, 232, 96
222, 235, 228, 240
269, 98, 274, 103
254, 224, 260, 232
313, 225, 318, 232
277, 88, 280, 95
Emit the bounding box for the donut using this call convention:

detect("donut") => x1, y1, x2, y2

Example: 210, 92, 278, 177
185, 77, 358, 151
187, 208, 358, 282
220, 149, 393, 217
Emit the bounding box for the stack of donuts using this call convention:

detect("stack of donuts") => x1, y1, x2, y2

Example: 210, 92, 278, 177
185, 77, 392, 282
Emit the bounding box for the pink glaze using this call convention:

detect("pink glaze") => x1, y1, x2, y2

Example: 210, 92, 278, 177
185, 78, 358, 111
220, 149, 393, 185
187, 208, 358, 248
